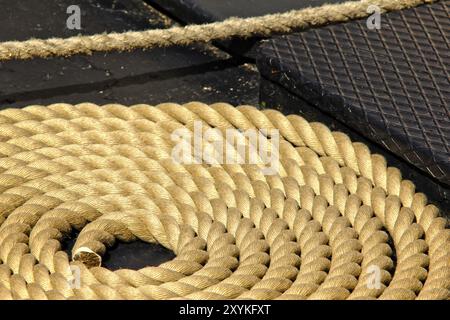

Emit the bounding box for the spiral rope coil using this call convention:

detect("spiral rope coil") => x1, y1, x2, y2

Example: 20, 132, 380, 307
0, 102, 448, 300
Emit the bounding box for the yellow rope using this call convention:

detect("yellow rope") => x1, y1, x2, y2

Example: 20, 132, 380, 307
0, 102, 447, 300
0, 0, 434, 61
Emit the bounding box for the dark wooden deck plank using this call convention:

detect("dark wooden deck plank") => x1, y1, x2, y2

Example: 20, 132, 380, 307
0, 0, 259, 109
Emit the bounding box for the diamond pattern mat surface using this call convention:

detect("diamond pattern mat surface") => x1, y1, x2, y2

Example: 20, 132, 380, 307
258, 1, 450, 187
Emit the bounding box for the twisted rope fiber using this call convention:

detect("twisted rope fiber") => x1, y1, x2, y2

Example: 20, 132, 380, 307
0, 0, 435, 61
0, 102, 448, 300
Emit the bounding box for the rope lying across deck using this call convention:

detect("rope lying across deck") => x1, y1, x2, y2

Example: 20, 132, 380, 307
0, 102, 448, 300
0, 0, 435, 61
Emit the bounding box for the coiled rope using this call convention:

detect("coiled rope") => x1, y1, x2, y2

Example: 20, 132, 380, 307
0, 102, 448, 300
0, 0, 435, 61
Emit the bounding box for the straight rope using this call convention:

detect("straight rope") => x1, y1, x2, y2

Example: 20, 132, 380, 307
0, 0, 435, 61
0, 102, 448, 300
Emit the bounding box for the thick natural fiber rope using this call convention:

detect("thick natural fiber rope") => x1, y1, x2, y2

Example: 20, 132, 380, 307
0, 0, 435, 61
0, 102, 448, 300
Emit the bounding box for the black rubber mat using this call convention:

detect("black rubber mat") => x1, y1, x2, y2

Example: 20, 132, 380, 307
258, 2, 450, 203
146, 0, 347, 57
260, 78, 450, 215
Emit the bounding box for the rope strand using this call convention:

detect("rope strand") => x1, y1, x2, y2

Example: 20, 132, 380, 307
0, 0, 434, 61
